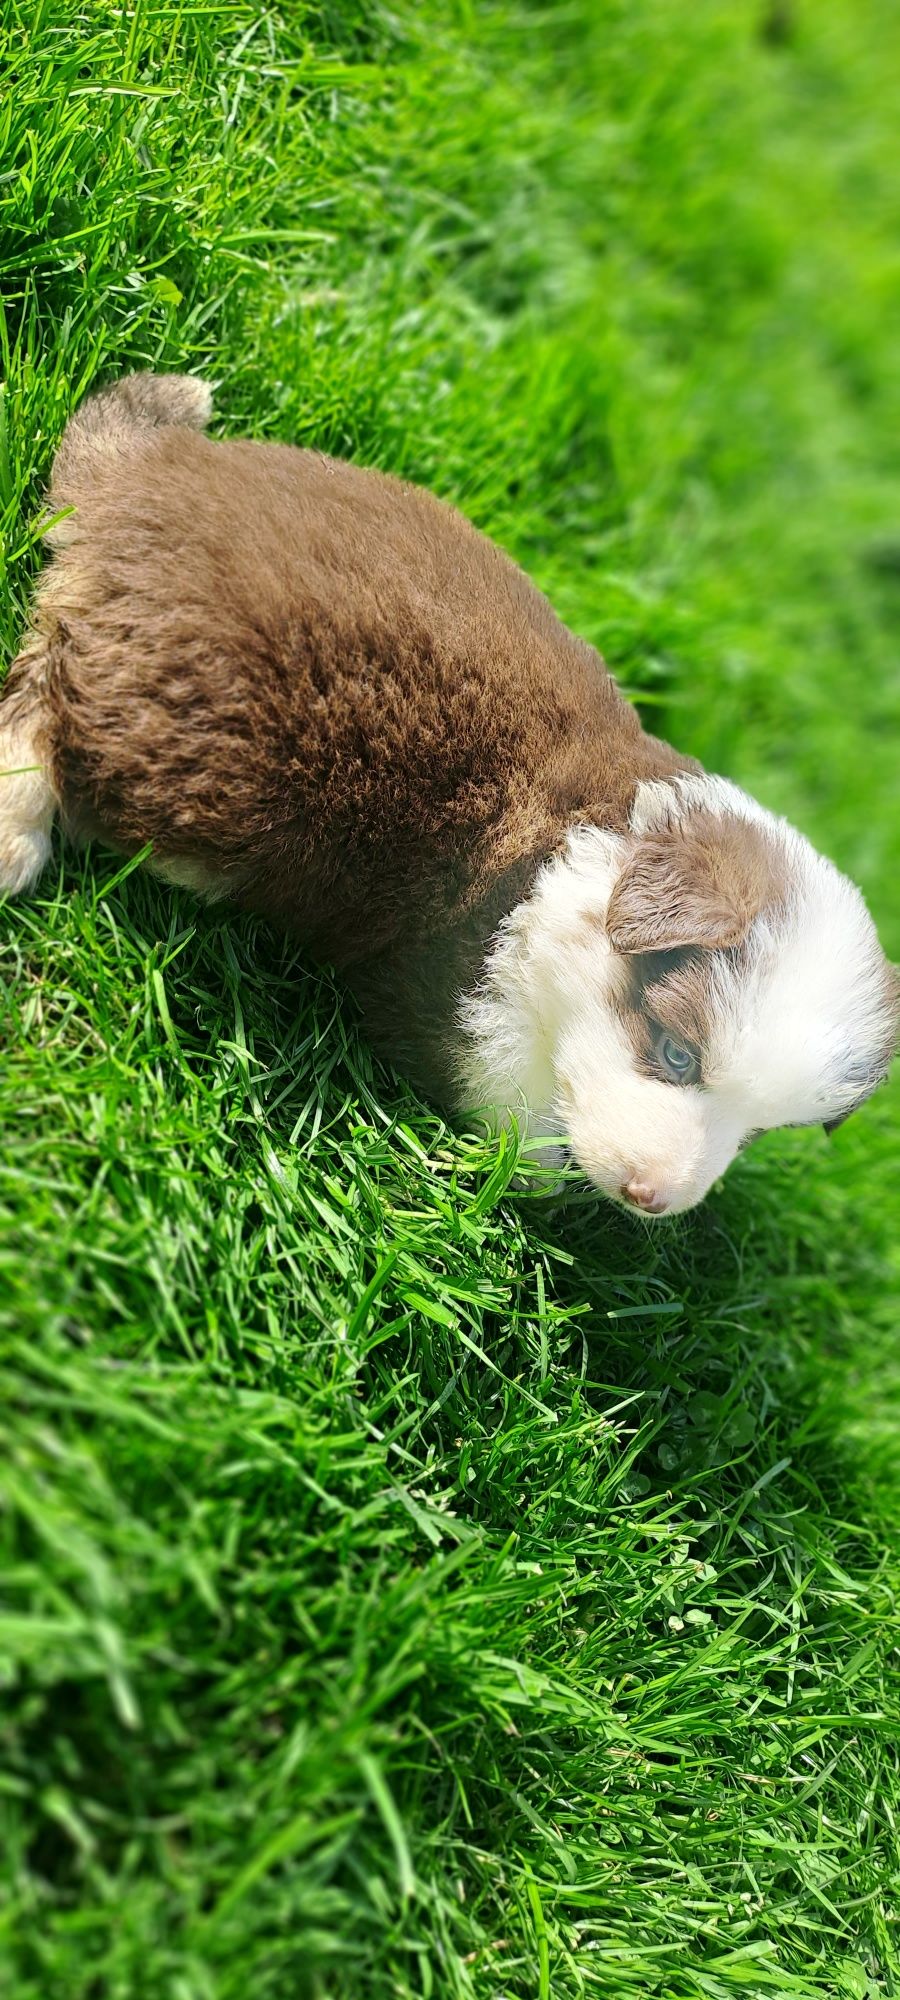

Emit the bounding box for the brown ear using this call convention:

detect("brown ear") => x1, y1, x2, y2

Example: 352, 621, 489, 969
606, 815, 781, 955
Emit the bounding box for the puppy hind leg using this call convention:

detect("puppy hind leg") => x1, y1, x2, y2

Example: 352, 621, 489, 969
0, 656, 58, 896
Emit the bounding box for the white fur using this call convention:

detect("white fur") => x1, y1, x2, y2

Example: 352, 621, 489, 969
457, 775, 895, 1215
0, 714, 56, 895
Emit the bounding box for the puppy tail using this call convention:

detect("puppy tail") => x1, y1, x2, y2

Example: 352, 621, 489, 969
51, 371, 214, 492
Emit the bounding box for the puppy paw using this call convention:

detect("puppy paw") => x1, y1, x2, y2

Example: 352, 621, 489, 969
0, 722, 56, 895
0, 823, 52, 896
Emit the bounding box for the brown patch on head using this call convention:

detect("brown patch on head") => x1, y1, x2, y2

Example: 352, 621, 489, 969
643, 953, 716, 1051
615, 950, 716, 1080
606, 811, 787, 956
612, 1001, 657, 1076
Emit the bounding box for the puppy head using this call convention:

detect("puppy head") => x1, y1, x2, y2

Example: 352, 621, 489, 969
461, 775, 898, 1214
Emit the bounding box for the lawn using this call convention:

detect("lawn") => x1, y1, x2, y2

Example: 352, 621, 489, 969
1, 2, 899, 1996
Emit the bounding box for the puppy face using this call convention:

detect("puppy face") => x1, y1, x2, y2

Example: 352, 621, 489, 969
459, 777, 898, 1214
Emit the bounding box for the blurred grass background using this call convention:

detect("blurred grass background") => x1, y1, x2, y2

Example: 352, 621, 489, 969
1, 2, 899, 1995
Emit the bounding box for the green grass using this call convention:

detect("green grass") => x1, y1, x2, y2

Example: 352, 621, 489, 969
2, 2, 899, 1995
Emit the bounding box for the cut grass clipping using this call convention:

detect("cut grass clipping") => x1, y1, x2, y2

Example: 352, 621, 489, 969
2, 3, 899, 1998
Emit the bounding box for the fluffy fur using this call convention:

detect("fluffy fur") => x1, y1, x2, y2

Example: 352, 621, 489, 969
1, 374, 896, 1215
459, 784, 896, 1211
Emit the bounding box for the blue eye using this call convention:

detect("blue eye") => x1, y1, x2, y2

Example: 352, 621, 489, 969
655, 1029, 699, 1084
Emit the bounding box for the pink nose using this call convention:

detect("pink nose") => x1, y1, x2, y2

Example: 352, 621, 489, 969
622, 1179, 668, 1214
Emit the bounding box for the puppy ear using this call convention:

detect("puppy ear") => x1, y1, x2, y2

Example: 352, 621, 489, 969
606, 816, 779, 955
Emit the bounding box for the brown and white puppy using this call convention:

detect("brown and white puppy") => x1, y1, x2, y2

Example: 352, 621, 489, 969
1, 373, 896, 1214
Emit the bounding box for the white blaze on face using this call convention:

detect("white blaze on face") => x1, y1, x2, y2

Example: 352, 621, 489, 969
457, 777, 897, 1216
554, 1007, 744, 1214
